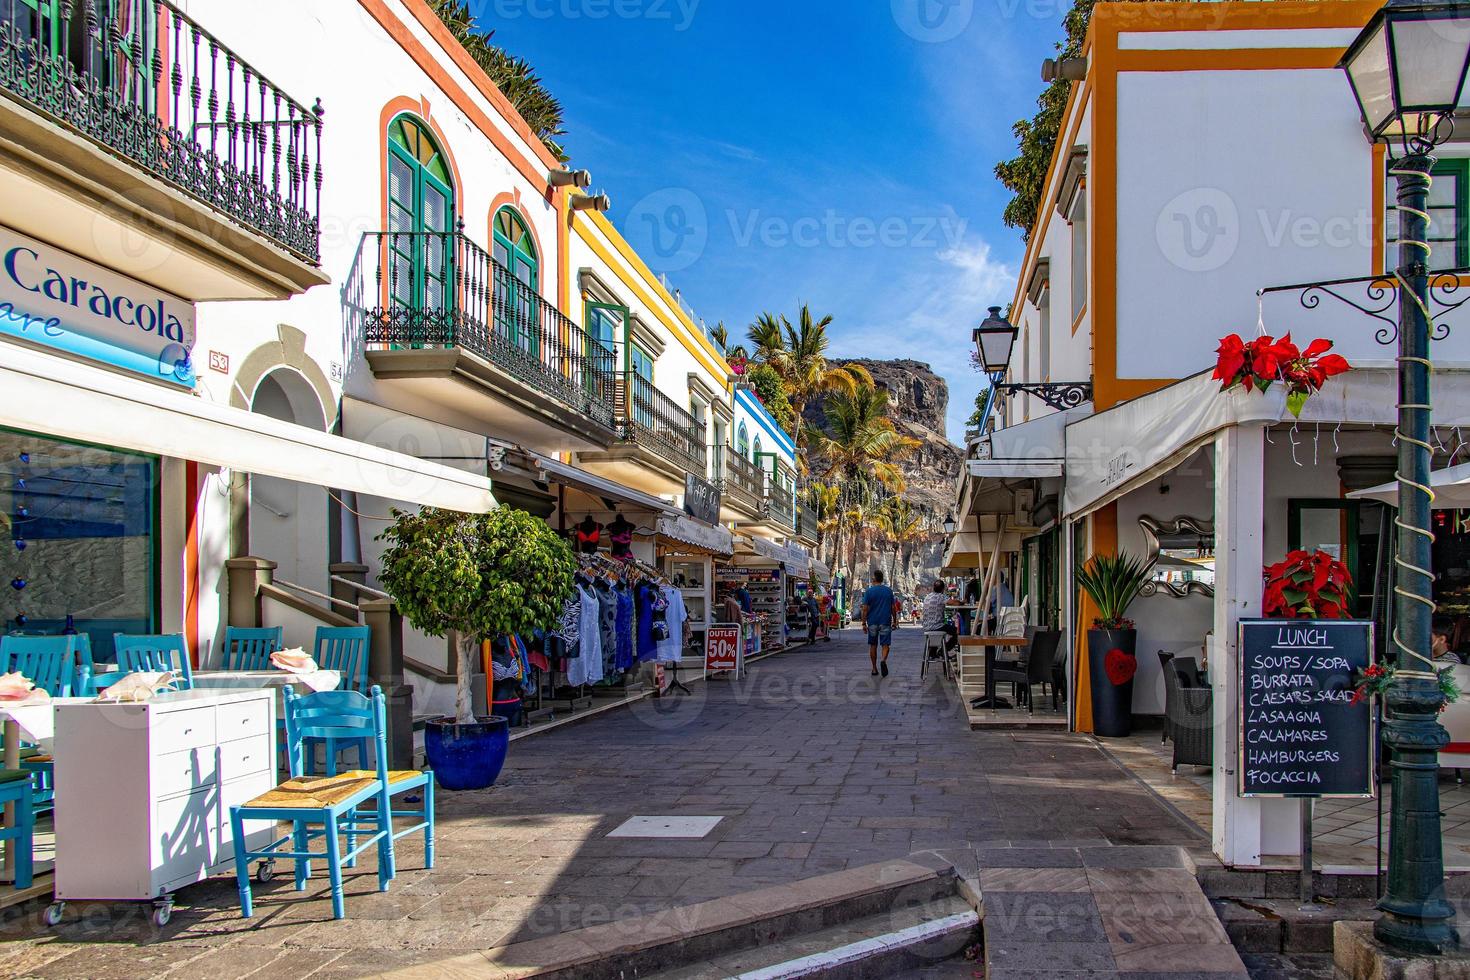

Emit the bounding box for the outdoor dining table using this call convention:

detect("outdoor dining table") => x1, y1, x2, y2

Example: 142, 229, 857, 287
959, 635, 1030, 710
0, 697, 90, 884
191, 669, 343, 709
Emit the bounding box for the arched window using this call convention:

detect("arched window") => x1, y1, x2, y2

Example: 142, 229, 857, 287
736, 422, 750, 458
492, 206, 539, 354
753, 436, 764, 463
386, 114, 454, 318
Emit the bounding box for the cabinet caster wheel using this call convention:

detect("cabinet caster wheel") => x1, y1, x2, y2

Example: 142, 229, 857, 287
256, 860, 276, 883
152, 903, 173, 927
42, 902, 64, 927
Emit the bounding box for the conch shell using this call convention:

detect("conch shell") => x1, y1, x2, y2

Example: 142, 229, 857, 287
0, 672, 46, 704
270, 648, 317, 674
96, 671, 180, 703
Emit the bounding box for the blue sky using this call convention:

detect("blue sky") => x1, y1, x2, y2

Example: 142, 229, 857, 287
472, 0, 1063, 440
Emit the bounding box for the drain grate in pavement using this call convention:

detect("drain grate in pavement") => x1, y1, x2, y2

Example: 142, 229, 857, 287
606, 815, 723, 839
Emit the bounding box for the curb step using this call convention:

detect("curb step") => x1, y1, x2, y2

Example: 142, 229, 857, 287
647, 897, 978, 979
391, 856, 972, 980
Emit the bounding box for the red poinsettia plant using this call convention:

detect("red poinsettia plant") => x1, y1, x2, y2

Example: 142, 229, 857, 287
728, 355, 748, 377
1214, 333, 1351, 418
1262, 549, 1353, 620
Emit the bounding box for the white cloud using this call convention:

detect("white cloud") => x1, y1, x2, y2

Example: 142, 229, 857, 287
834, 238, 1016, 443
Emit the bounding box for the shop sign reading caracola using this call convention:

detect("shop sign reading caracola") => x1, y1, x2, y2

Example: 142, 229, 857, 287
0, 225, 196, 386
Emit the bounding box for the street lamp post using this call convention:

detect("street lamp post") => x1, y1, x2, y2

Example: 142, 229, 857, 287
1340, 0, 1470, 954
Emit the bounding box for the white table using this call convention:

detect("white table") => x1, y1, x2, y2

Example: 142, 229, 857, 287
191, 669, 342, 695
0, 698, 90, 883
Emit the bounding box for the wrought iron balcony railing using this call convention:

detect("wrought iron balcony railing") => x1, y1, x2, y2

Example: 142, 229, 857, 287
765, 477, 796, 531
0, 0, 323, 262
357, 231, 618, 429
617, 373, 707, 477
717, 445, 765, 513
797, 497, 820, 540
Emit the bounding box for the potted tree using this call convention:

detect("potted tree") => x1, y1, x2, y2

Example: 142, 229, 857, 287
1077, 553, 1151, 738
377, 506, 576, 790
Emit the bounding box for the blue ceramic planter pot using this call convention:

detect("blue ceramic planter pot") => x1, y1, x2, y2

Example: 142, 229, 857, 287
424, 716, 510, 791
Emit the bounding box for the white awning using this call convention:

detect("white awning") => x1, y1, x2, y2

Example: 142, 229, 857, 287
968, 460, 1064, 478
737, 533, 788, 564
0, 342, 496, 512
530, 456, 681, 517
784, 546, 812, 578
813, 560, 832, 583
1350, 461, 1470, 510
1063, 372, 1280, 520
656, 513, 734, 556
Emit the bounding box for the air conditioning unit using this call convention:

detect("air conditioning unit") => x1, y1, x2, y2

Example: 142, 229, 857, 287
1014, 489, 1036, 524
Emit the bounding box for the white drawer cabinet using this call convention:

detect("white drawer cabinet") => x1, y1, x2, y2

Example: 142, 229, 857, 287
53, 689, 278, 906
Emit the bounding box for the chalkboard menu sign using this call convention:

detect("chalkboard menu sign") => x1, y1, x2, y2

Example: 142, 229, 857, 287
1237, 619, 1375, 799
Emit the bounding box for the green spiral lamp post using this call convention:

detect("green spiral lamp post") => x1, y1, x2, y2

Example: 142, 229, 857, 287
1340, 0, 1470, 953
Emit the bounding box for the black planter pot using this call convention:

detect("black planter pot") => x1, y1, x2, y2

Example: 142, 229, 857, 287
1087, 628, 1138, 738
423, 716, 510, 791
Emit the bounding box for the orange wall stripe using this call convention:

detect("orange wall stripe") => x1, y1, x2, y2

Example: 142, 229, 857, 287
1092, 14, 1119, 409
397, 0, 564, 172
184, 461, 200, 666
358, 0, 552, 197
1372, 143, 1386, 275
1101, 0, 1379, 34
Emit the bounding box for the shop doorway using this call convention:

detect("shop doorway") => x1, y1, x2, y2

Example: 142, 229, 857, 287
249, 370, 328, 592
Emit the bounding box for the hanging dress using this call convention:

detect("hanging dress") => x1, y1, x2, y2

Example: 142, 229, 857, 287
614, 583, 635, 672
575, 581, 604, 685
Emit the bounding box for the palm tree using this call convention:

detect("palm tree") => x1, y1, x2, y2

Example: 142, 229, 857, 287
810, 483, 842, 567
428, 1, 568, 161
710, 321, 730, 357
745, 306, 870, 463
814, 383, 920, 493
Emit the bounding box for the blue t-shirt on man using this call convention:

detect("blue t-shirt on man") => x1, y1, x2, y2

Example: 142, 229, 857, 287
862, 584, 896, 627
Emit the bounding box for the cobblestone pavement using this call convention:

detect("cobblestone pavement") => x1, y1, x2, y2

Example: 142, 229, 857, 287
0, 627, 1207, 978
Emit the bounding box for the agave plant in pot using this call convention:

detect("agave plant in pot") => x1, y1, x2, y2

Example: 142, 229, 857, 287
1077, 553, 1152, 738
377, 506, 576, 790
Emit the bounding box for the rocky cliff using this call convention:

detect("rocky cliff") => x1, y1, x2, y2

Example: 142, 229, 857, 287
806, 359, 962, 598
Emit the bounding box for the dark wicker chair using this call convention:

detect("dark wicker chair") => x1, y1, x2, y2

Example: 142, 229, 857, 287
1157, 650, 1176, 744
1164, 656, 1212, 771
994, 630, 1063, 713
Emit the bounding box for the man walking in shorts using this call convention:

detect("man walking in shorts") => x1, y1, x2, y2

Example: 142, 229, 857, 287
861, 569, 896, 677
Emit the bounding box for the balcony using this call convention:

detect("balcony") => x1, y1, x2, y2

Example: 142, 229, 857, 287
796, 495, 820, 546
0, 0, 327, 300
716, 445, 766, 520
579, 372, 707, 495
764, 474, 796, 533
354, 232, 619, 452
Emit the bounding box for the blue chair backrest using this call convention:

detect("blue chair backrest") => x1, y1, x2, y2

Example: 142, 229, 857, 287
222, 626, 283, 671
313, 626, 371, 693
282, 685, 388, 782
0, 635, 80, 696
113, 633, 194, 689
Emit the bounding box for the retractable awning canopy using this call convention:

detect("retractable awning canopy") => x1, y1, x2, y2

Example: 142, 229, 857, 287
2, 343, 496, 512
970, 406, 1089, 480
813, 560, 832, 583
1350, 461, 1470, 510
736, 533, 811, 575
530, 456, 680, 517
656, 513, 734, 556
1063, 367, 1470, 520
1063, 372, 1279, 520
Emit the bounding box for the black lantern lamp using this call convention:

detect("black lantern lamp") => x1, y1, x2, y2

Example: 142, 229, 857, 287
1339, 0, 1470, 957
1341, 0, 1470, 147
942, 513, 958, 536
974, 306, 1019, 376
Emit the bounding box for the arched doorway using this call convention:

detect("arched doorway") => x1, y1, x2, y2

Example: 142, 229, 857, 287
249, 370, 328, 591
492, 205, 539, 355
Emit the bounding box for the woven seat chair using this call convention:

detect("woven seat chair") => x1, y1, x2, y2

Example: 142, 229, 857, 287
1164, 657, 1213, 771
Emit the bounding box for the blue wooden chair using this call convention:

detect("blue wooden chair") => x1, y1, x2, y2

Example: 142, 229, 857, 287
222, 626, 283, 670
0, 770, 33, 890
281, 685, 435, 875
0, 635, 78, 697
1, 635, 83, 813
113, 634, 194, 689
229, 686, 396, 920
305, 626, 372, 772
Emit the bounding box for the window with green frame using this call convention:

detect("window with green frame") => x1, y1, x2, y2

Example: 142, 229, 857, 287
630, 345, 654, 428
387, 115, 455, 324
1387, 157, 1469, 271
585, 302, 624, 364
736, 422, 750, 457
493, 207, 539, 355
5, 2, 153, 104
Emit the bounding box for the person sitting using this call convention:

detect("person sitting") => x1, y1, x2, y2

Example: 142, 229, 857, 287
1434, 616, 1464, 664
920, 580, 958, 650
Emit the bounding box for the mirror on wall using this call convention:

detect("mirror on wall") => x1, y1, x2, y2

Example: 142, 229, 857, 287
1138, 515, 1215, 598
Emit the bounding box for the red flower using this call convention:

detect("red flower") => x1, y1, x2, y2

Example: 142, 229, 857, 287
1214, 334, 1247, 390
